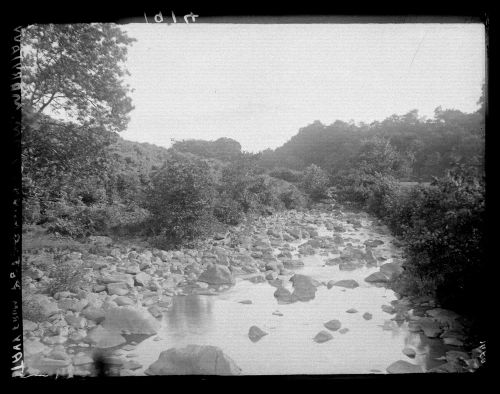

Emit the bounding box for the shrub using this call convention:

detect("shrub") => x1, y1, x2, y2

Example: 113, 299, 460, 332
146, 152, 216, 247
269, 167, 303, 183
300, 164, 330, 201
46, 257, 90, 295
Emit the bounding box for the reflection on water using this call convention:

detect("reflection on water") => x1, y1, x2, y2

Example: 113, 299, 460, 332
164, 295, 215, 338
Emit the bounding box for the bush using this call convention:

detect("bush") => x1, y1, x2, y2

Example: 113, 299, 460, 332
300, 164, 330, 201
146, 152, 216, 248
46, 258, 90, 295
269, 167, 303, 183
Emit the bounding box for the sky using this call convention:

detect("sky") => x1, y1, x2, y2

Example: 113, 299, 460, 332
120, 23, 485, 153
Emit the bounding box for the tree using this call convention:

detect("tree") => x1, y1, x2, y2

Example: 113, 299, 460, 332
300, 164, 330, 201
21, 23, 135, 133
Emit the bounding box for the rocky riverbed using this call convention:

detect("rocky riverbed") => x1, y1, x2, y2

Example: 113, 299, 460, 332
22, 203, 483, 376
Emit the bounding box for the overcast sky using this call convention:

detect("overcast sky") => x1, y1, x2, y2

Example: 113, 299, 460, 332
120, 23, 485, 153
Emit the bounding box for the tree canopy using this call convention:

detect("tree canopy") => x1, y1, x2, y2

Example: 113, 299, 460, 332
21, 23, 135, 133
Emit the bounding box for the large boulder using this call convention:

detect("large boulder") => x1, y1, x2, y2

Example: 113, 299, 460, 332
145, 345, 242, 375
85, 325, 126, 348
102, 306, 161, 335
197, 264, 235, 285
290, 274, 320, 302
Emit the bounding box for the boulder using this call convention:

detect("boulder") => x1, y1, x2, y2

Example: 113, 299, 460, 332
99, 272, 134, 287
386, 360, 423, 374
24, 338, 50, 357
313, 331, 333, 343
364, 271, 390, 284
273, 287, 294, 303
418, 318, 443, 338
290, 274, 320, 302
81, 306, 106, 323
57, 297, 89, 312
324, 319, 342, 331
89, 236, 113, 246
102, 305, 161, 335
402, 347, 416, 358
198, 264, 235, 285
248, 326, 268, 342
282, 260, 304, 268
144, 345, 242, 375
85, 325, 126, 348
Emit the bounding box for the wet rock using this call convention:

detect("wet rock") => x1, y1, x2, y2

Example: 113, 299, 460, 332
272, 311, 283, 316
330, 279, 359, 289
324, 319, 342, 331
381, 305, 396, 314
426, 308, 460, 328
364, 271, 390, 284
248, 325, 268, 342
290, 274, 320, 302
274, 287, 294, 303
102, 305, 161, 335
85, 325, 126, 348
443, 337, 464, 347
65, 314, 86, 329
57, 297, 89, 312
402, 347, 416, 358
198, 264, 235, 285
122, 360, 142, 370
239, 300, 253, 305
445, 350, 470, 363
313, 331, 333, 343
386, 360, 423, 374
362, 312, 373, 320
339, 328, 349, 334
145, 345, 242, 375
114, 296, 135, 306
418, 318, 443, 338
346, 308, 358, 313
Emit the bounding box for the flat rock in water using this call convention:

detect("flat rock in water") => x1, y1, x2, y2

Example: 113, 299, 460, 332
238, 300, 253, 305
402, 347, 416, 358
145, 345, 242, 375
324, 319, 342, 331
248, 325, 268, 342
386, 360, 424, 374
314, 330, 333, 343
346, 308, 358, 313
85, 325, 126, 348
331, 279, 359, 289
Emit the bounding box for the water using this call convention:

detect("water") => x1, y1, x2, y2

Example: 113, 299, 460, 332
127, 223, 445, 375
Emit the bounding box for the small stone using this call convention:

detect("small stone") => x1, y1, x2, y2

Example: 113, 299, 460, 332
248, 326, 268, 342
362, 312, 373, 320
381, 305, 396, 314
339, 328, 349, 334
238, 300, 253, 305
313, 331, 333, 343
324, 319, 342, 331
346, 308, 358, 313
